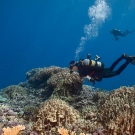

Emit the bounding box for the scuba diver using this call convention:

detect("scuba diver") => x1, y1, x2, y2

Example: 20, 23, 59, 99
69, 53, 135, 85
110, 29, 133, 41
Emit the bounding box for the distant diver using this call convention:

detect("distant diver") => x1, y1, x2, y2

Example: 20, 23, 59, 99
110, 29, 133, 41
69, 53, 135, 85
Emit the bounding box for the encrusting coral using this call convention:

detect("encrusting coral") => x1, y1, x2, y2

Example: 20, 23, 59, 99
1, 125, 25, 135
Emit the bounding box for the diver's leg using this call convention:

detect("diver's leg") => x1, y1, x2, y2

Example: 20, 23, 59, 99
103, 60, 129, 78
122, 30, 129, 37
103, 68, 116, 78
109, 54, 125, 71
114, 61, 129, 75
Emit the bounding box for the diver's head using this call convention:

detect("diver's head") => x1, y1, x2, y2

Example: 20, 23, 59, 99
69, 61, 75, 69
69, 61, 79, 73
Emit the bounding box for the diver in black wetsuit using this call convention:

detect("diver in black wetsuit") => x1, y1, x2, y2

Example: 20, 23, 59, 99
103, 54, 135, 78
110, 29, 133, 41
69, 54, 135, 85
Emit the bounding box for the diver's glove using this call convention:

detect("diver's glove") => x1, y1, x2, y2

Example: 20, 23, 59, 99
90, 78, 95, 85
86, 75, 95, 85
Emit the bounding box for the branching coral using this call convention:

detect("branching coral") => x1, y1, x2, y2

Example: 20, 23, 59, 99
98, 86, 135, 135
2, 125, 25, 135
0, 104, 25, 129
32, 99, 80, 134
27, 66, 68, 88
2, 85, 28, 99
1, 85, 42, 123
32, 98, 104, 134
47, 71, 83, 101
47, 70, 83, 88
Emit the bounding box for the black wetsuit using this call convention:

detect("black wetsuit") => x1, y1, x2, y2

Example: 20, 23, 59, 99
78, 54, 129, 81
103, 54, 129, 78
77, 60, 104, 82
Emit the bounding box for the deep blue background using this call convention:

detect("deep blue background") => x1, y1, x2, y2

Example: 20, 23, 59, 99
0, 0, 135, 90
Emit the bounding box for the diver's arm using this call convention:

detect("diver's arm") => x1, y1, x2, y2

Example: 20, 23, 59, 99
86, 75, 95, 85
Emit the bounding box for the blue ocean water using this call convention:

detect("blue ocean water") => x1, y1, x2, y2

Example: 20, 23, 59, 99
0, 0, 135, 90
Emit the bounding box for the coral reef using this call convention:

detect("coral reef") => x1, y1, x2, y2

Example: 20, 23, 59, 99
1, 125, 25, 135
2, 85, 28, 99
0, 104, 38, 134
58, 127, 104, 135
0, 85, 43, 122
47, 70, 83, 88
1, 65, 135, 135
98, 86, 135, 135
0, 96, 7, 103
47, 71, 84, 103
0, 104, 25, 128
27, 66, 68, 88
72, 85, 109, 112
58, 128, 69, 135
32, 99, 80, 134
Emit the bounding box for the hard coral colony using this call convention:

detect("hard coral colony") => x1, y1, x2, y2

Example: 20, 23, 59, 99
0, 66, 135, 135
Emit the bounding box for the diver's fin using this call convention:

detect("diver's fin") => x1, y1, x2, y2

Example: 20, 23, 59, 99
129, 56, 135, 65
123, 54, 135, 65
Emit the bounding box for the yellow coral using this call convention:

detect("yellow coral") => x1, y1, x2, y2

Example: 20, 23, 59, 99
2, 125, 25, 135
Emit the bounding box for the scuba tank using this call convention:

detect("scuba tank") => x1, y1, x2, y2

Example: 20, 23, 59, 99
90, 60, 104, 67
84, 54, 104, 68
91, 55, 104, 67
